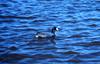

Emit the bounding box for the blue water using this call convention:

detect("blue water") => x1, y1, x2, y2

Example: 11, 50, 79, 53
0, 0, 100, 64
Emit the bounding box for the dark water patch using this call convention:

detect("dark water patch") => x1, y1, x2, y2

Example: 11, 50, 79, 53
88, 24, 98, 27
96, 8, 100, 11
67, 59, 81, 62
0, 37, 5, 42
9, 0, 18, 3
84, 18, 100, 21
0, 3, 10, 7
73, 28, 89, 31
84, 41, 100, 46
67, 6, 76, 11
0, 26, 10, 30
68, 34, 87, 38
72, 41, 100, 47
21, 0, 29, 3
76, 52, 100, 62
43, 47, 57, 50
95, 0, 100, 2
22, 47, 36, 50
79, 32, 90, 36
90, 51, 100, 56
31, 54, 58, 59
8, 46, 18, 51
79, 9, 94, 12
19, 21, 29, 24
0, 20, 15, 23
58, 51, 79, 55
18, 58, 38, 64
0, 15, 37, 19
68, 59, 100, 63
0, 46, 8, 54
47, 59, 66, 63
78, 54, 95, 59
0, 53, 30, 62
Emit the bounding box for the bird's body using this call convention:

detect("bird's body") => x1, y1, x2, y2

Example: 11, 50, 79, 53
35, 32, 52, 38
35, 27, 59, 39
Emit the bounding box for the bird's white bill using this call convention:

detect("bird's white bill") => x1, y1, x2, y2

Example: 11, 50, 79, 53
35, 35, 39, 38
56, 28, 59, 31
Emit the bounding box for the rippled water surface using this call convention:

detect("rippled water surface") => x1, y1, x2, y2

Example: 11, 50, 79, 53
0, 0, 100, 64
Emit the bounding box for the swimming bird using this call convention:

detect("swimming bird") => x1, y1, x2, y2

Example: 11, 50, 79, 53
35, 26, 59, 39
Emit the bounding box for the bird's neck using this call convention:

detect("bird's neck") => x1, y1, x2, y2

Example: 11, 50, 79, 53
51, 29, 56, 36
51, 31, 55, 36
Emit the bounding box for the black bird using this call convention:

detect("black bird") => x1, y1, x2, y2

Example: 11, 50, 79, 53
35, 26, 59, 39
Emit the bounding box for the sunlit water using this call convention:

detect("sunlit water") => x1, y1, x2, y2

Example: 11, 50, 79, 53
0, 0, 100, 64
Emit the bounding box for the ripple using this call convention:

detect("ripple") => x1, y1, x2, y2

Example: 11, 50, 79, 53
0, 19, 18, 23
0, 46, 8, 54
0, 3, 10, 7
78, 41, 100, 46
0, 37, 5, 42
31, 54, 58, 59
8, 46, 18, 51
84, 18, 100, 21
0, 26, 10, 30
76, 52, 100, 62
0, 15, 37, 19
59, 51, 79, 54
96, 8, 100, 11
0, 53, 30, 62
68, 34, 87, 38
88, 24, 98, 27
67, 59, 81, 62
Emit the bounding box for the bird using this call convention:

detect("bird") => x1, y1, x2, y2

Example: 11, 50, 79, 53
35, 26, 59, 39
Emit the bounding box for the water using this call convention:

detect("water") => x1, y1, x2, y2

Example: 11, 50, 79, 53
0, 0, 100, 64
